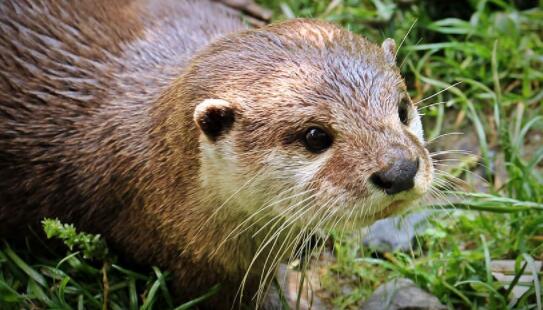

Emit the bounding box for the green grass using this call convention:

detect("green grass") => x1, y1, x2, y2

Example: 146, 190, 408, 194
2, 0, 543, 309
0, 220, 218, 309
255, 0, 543, 308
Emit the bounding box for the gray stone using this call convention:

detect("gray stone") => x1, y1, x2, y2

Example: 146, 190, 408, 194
361, 278, 446, 310
363, 211, 431, 252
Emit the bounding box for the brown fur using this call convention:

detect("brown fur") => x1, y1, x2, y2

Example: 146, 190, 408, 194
0, 0, 432, 308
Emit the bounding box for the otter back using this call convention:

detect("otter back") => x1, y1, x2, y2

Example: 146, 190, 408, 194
0, 0, 244, 234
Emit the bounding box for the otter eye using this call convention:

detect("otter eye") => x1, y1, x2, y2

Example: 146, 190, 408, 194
304, 127, 332, 153
398, 98, 410, 125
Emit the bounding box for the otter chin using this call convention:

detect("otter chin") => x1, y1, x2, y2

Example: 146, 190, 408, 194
0, 0, 432, 309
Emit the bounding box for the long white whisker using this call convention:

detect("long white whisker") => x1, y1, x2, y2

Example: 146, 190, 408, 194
187, 171, 263, 250
426, 132, 464, 144
414, 81, 462, 105
396, 18, 418, 58
237, 193, 319, 306
211, 188, 316, 257
418, 100, 448, 111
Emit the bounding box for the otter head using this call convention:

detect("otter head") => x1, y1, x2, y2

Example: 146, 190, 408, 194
189, 19, 433, 229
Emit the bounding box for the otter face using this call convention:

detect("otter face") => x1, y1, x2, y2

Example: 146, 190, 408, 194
192, 20, 433, 229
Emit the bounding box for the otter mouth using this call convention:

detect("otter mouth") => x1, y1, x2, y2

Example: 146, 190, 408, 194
381, 199, 407, 217
369, 199, 410, 220
330, 198, 414, 228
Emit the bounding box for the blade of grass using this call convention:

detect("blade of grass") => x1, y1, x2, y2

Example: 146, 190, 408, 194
504, 261, 527, 298
173, 284, 221, 310
129, 277, 138, 310
152, 267, 173, 309
522, 254, 542, 310
480, 235, 496, 307
3, 242, 46, 287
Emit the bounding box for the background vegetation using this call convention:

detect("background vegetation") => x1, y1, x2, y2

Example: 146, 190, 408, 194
1, 0, 542, 309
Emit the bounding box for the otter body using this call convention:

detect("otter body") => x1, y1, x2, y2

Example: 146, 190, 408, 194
0, 0, 249, 305
0, 0, 240, 225
0, 0, 433, 308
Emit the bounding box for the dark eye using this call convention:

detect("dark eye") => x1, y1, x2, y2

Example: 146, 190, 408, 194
304, 127, 333, 153
398, 98, 410, 125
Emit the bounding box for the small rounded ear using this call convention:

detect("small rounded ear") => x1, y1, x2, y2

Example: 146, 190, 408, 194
381, 38, 397, 65
194, 99, 237, 141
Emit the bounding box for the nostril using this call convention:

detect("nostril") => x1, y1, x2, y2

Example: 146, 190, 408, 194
370, 158, 419, 195
370, 172, 393, 191
407, 158, 420, 179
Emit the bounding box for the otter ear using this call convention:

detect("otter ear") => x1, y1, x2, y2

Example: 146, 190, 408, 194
381, 38, 397, 65
194, 99, 237, 141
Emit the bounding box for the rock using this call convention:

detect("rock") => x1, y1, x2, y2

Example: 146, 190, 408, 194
361, 278, 446, 310
363, 211, 431, 252
277, 263, 328, 310
490, 259, 542, 305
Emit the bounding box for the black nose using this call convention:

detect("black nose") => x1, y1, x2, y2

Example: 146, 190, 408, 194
370, 158, 419, 195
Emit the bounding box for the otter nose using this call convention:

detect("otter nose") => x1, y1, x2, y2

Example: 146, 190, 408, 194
370, 158, 419, 195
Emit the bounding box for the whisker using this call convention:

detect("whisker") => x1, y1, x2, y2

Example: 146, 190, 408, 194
254, 198, 325, 304
289, 196, 341, 264
211, 188, 316, 257
396, 18, 418, 58
418, 100, 449, 111
399, 37, 423, 70
240, 198, 318, 306
251, 193, 318, 238
414, 81, 463, 105
425, 132, 464, 145
434, 168, 484, 187
430, 149, 474, 157
187, 171, 263, 249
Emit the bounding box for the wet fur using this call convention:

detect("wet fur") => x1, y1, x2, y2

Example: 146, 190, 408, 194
0, 0, 251, 306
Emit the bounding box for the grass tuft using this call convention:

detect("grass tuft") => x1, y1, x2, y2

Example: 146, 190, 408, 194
0, 219, 218, 309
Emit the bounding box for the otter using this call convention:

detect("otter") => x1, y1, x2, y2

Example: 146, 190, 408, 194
0, 0, 433, 308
